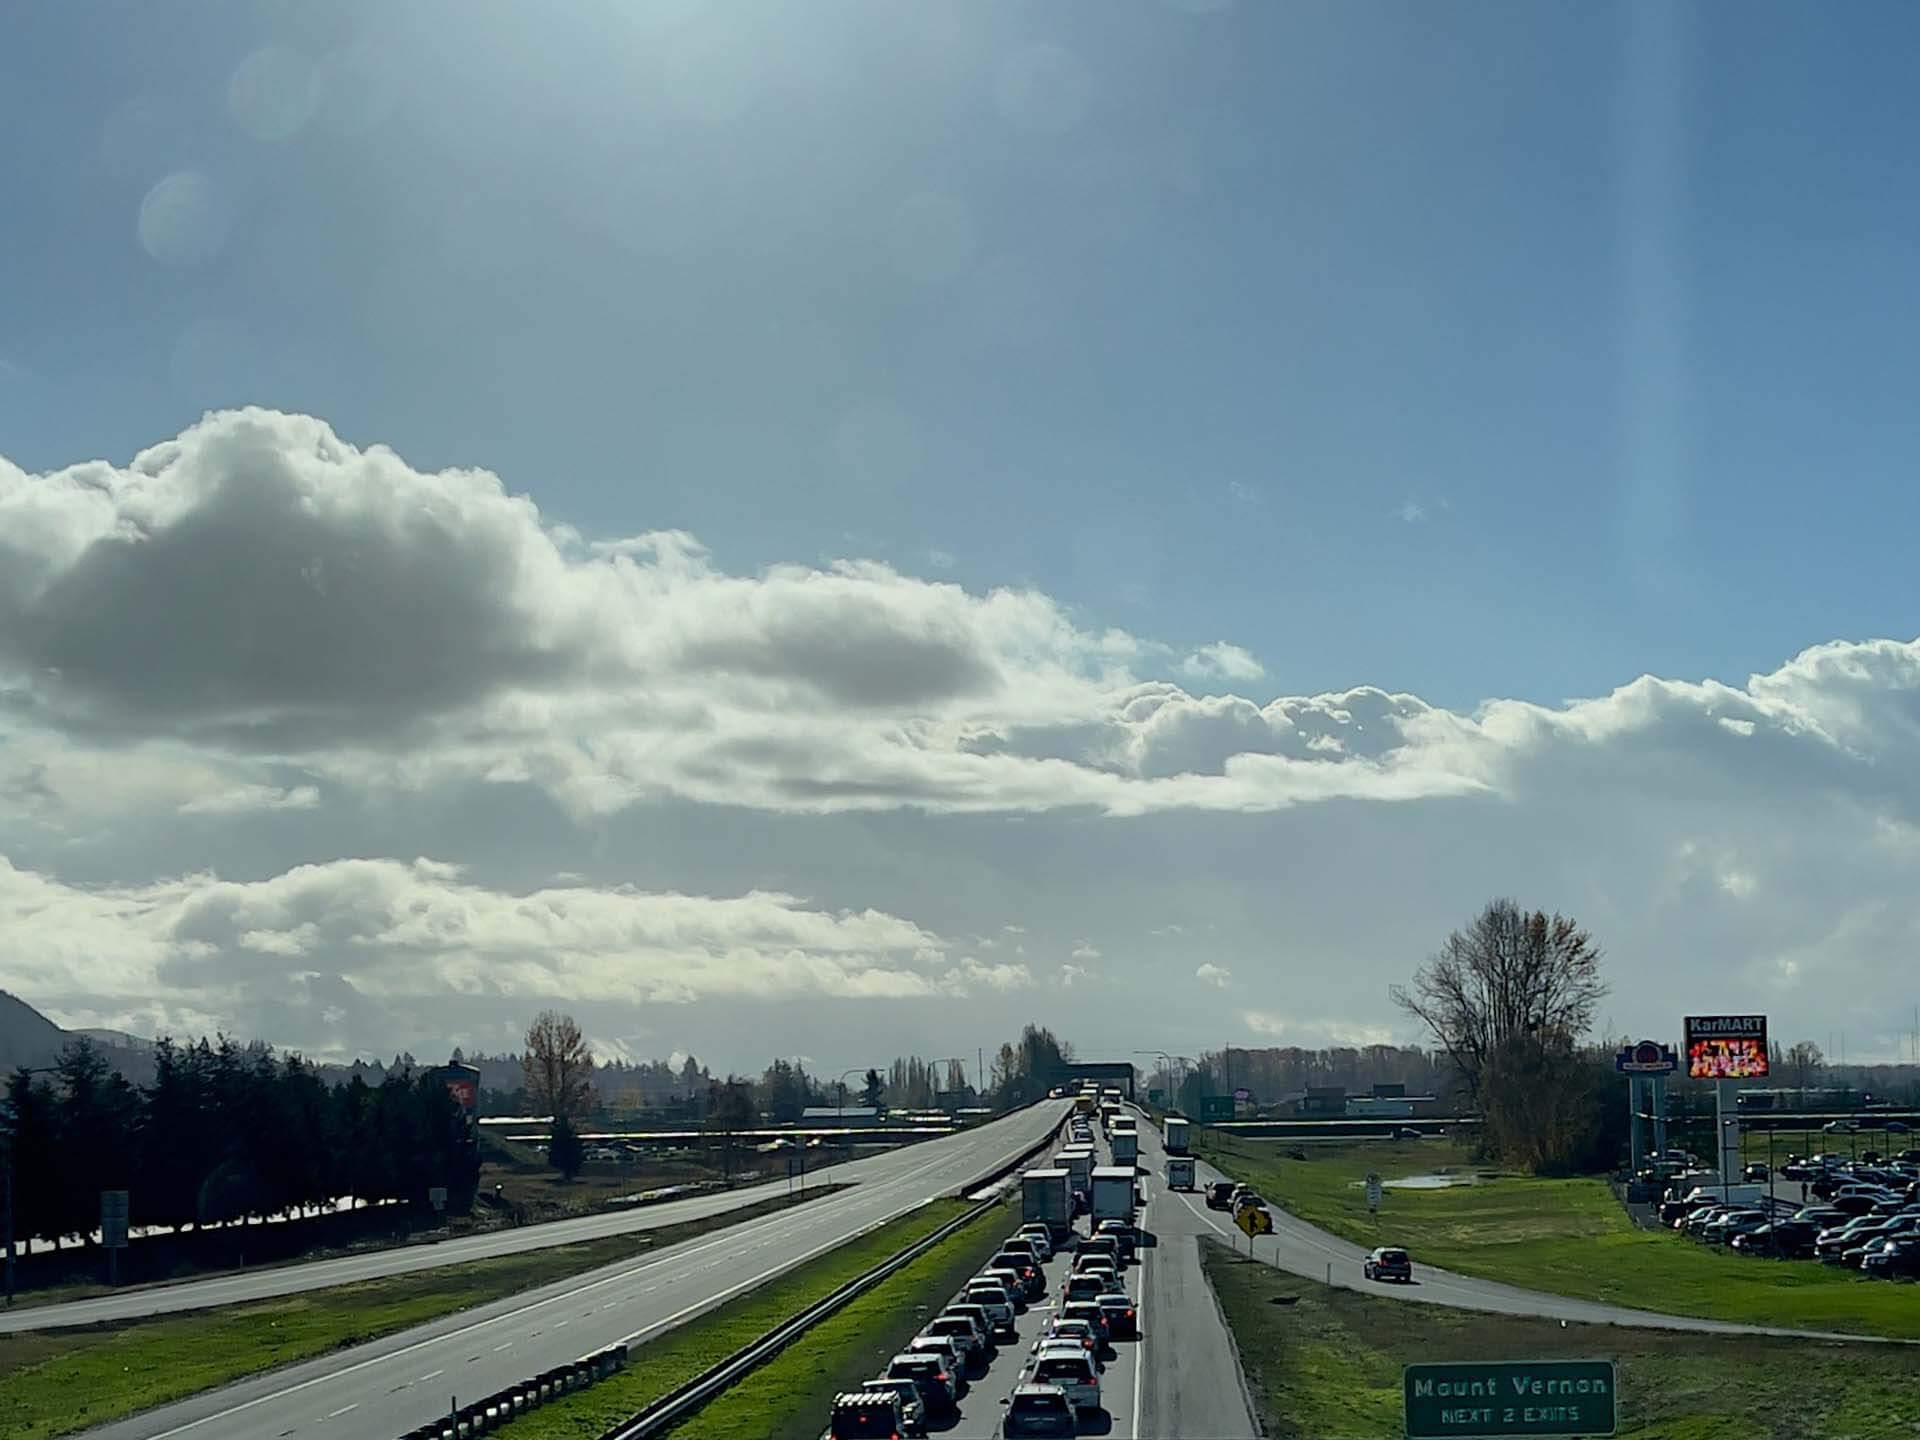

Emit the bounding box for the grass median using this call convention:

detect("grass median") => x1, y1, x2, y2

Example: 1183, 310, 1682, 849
490, 1197, 993, 1439
665, 1199, 1021, 1439
0, 1188, 840, 1440
1203, 1240, 1920, 1439
1195, 1132, 1920, 1338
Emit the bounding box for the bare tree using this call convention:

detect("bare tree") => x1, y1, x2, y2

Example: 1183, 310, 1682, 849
522, 1011, 595, 1122
1392, 901, 1608, 1170
1785, 1040, 1825, 1092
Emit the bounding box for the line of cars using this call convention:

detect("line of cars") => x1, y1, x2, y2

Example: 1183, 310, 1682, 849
1655, 1151, 1920, 1277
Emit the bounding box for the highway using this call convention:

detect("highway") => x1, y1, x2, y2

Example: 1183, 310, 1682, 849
7, 1109, 1062, 1338
71, 1101, 1069, 1440
1182, 1139, 1910, 1342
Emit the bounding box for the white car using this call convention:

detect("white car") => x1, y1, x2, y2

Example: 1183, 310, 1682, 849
924, 1312, 989, 1366
1026, 1343, 1101, 1412
962, 1282, 1018, 1335
1015, 1224, 1055, 1260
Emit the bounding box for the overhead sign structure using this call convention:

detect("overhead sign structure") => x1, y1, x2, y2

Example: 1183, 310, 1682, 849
1236, 1203, 1273, 1237
1404, 1360, 1616, 1437
1613, 1039, 1678, 1075
1684, 1016, 1769, 1080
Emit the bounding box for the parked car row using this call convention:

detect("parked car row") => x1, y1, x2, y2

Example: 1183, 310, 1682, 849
1658, 1155, 1920, 1279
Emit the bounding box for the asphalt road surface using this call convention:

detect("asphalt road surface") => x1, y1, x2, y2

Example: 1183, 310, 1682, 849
72, 1101, 1070, 1440
1183, 1140, 1906, 1342
7, 1107, 1064, 1339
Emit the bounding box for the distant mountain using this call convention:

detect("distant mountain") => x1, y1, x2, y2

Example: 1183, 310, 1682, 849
0, 992, 157, 1084
0, 990, 68, 1071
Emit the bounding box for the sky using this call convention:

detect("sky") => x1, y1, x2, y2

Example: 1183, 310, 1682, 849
4, 0, 1920, 1073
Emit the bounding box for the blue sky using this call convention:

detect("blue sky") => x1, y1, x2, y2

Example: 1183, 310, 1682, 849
9, 3, 1920, 1066
9, 1, 1920, 711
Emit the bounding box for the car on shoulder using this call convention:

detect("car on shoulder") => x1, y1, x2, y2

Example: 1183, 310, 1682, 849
885, 1353, 958, 1414
1094, 1290, 1138, 1339
861, 1377, 929, 1437
1025, 1344, 1102, 1413
999, 1382, 1077, 1437
1363, 1246, 1413, 1282
822, 1389, 907, 1440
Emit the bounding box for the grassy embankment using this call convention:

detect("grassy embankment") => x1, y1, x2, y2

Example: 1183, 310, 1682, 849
1194, 1131, 1920, 1339
1204, 1240, 1920, 1440
492, 1197, 1015, 1439
0, 1189, 838, 1440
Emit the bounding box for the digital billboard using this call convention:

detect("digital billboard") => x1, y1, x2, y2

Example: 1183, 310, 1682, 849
1683, 1016, 1769, 1080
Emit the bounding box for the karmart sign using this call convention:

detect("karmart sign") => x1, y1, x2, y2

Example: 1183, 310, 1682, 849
1405, 1360, 1616, 1437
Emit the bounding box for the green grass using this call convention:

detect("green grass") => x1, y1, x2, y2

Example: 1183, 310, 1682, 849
664, 1202, 1021, 1439
1203, 1239, 1920, 1440
1193, 1131, 1920, 1339
0, 1189, 837, 1440
492, 1199, 986, 1438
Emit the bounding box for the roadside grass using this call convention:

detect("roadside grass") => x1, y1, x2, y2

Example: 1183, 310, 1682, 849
1203, 1240, 1920, 1440
1193, 1132, 1920, 1339
492, 1199, 981, 1439
0, 1189, 838, 1440
664, 1202, 1021, 1439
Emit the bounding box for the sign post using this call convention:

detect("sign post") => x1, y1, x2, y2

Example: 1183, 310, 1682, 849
1404, 1360, 1617, 1437
1613, 1041, 1678, 1178
100, 1190, 129, 1287
1365, 1172, 1383, 1216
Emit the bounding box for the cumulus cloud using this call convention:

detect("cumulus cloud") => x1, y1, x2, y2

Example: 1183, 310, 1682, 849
1195, 962, 1232, 988
1179, 641, 1264, 683
0, 853, 979, 1057
1244, 1011, 1395, 1047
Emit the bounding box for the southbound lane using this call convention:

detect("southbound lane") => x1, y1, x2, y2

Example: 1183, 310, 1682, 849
7, 1110, 1060, 1337
75, 1102, 1070, 1440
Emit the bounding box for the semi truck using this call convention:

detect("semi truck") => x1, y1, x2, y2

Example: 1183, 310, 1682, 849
1021, 1167, 1073, 1239
1165, 1155, 1196, 1191
1091, 1165, 1138, 1225
1164, 1117, 1190, 1155
1110, 1128, 1139, 1167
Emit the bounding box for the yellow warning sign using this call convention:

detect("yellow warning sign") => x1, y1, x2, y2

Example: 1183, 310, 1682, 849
1236, 1204, 1273, 1237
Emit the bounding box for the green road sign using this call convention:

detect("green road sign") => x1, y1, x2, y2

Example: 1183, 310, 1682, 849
1148, 1088, 1165, 1105
1404, 1361, 1616, 1438
1200, 1096, 1233, 1121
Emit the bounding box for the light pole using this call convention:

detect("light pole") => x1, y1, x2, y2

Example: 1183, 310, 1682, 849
1133, 1051, 1175, 1109
4, 1067, 61, 1308
929, 1058, 968, 1110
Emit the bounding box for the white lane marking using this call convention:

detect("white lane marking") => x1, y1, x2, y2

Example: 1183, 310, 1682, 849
492, 1342, 514, 1352
139, 1105, 1068, 1439
417, 1370, 442, 1383
1131, 1234, 1148, 1440
553, 1319, 569, 1328
324, 1403, 357, 1419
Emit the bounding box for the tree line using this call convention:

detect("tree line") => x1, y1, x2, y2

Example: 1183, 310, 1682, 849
3, 1036, 478, 1248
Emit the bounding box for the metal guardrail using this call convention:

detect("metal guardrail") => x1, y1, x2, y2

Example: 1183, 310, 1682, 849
596, 1105, 1070, 1440
396, 1345, 630, 1440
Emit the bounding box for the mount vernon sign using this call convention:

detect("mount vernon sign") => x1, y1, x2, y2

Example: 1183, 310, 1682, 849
1404, 1361, 1616, 1437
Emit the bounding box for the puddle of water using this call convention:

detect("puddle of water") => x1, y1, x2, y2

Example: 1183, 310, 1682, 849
1348, 1171, 1484, 1190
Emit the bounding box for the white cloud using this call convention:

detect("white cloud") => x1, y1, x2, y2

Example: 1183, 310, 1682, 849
1244, 1011, 1394, 1047
1397, 499, 1426, 524
180, 783, 320, 815
1179, 642, 1265, 683
1195, 962, 1232, 988
1057, 963, 1093, 988
1071, 941, 1102, 962
0, 853, 983, 1058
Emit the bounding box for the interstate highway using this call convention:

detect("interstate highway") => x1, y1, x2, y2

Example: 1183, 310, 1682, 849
6, 1104, 1065, 1338
69, 1101, 1069, 1440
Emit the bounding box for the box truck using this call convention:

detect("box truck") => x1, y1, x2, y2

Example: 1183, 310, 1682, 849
1164, 1117, 1190, 1155
1022, 1167, 1072, 1239
1110, 1129, 1139, 1167
1058, 1146, 1094, 1194
1165, 1156, 1196, 1191
1091, 1165, 1137, 1225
